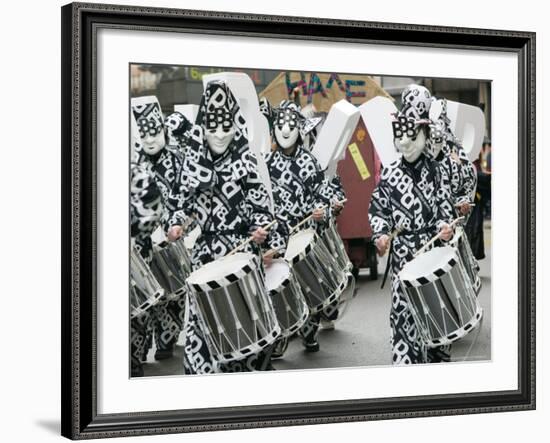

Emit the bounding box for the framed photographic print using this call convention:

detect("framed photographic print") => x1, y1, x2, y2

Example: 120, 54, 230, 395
61, 2, 536, 439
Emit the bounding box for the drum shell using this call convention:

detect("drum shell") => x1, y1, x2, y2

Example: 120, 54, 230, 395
451, 227, 481, 295
399, 247, 483, 347
150, 238, 192, 299
286, 230, 347, 314
130, 248, 164, 319
321, 221, 353, 273
187, 255, 281, 363
266, 260, 309, 337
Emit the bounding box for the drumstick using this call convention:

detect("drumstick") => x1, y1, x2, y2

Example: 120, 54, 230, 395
414, 216, 465, 257
262, 247, 283, 259
290, 204, 329, 233
377, 225, 403, 256
227, 220, 278, 256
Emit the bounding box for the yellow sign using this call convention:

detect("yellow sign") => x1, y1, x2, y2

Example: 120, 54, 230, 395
348, 143, 370, 180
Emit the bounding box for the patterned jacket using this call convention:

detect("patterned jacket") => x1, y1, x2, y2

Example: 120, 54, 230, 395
265, 145, 332, 231
369, 154, 454, 271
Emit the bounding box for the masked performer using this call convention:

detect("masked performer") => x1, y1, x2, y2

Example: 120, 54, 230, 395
169, 81, 286, 374
131, 98, 189, 361
130, 140, 163, 376
264, 100, 335, 353
369, 88, 454, 365
414, 88, 477, 218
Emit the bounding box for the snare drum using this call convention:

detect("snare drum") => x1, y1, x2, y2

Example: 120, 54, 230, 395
130, 248, 164, 319
284, 229, 347, 314
186, 252, 281, 363
321, 220, 353, 273
150, 237, 192, 299
450, 226, 481, 294
398, 246, 483, 348
265, 259, 309, 337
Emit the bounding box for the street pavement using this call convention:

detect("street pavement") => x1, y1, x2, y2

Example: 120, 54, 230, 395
143, 226, 492, 377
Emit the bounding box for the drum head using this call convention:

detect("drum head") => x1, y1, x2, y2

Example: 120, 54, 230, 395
265, 259, 290, 291
284, 229, 316, 262
187, 252, 255, 286
399, 246, 458, 284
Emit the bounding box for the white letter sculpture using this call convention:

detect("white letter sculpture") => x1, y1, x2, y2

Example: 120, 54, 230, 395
311, 99, 360, 178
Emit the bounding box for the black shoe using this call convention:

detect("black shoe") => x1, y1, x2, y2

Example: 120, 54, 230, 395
303, 340, 320, 352
131, 366, 144, 377
154, 349, 174, 360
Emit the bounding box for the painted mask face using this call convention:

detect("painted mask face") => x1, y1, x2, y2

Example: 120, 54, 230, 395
137, 116, 165, 155
204, 88, 235, 155
131, 98, 166, 155
392, 115, 427, 163
274, 109, 300, 150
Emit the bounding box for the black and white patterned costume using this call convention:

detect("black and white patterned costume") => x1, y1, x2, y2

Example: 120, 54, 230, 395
265, 146, 332, 229
265, 101, 335, 349
369, 153, 454, 364
129, 148, 163, 376
164, 111, 192, 152
425, 98, 477, 212
171, 81, 286, 373
131, 101, 189, 357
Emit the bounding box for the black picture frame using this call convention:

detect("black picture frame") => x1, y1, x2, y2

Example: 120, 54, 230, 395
61, 2, 536, 439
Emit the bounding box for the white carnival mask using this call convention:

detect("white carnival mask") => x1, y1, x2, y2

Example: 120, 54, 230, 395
392, 115, 427, 163
131, 96, 166, 156
204, 89, 236, 155
394, 129, 426, 163
274, 108, 300, 150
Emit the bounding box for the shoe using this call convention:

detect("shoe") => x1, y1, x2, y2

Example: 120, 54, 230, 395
303, 340, 320, 352
320, 319, 335, 330
131, 365, 144, 377
154, 349, 174, 360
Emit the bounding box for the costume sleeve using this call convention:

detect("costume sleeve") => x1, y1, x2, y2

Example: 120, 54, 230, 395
368, 168, 394, 241
455, 143, 478, 203
304, 154, 332, 225
130, 162, 163, 261
164, 152, 197, 233
243, 151, 288, 255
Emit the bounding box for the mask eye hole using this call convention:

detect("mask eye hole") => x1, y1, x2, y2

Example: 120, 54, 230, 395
205, 108, 233, 132
392, 116, 423, 140
137, 117, 162, 138
276, 109, 299, 130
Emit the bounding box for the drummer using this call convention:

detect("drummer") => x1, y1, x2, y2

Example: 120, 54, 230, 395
264, 100, 336, 353
413, 86, 477, 218
368, 88, 455, 365
129, 137, 163, 376
131, 98, 192, 362
167, 80, 286, 373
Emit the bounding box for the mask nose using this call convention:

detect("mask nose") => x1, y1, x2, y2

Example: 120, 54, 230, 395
282, 123, 291, 137
214, 126, 225, 140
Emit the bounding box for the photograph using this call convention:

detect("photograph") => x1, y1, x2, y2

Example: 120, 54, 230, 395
129, 64, 492, 377
60, 2, 535, 438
